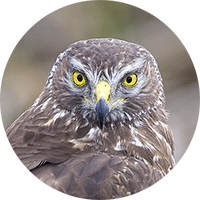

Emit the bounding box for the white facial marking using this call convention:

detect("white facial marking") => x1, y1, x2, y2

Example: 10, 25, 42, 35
115, 57, 144, 81
70, 58, 98, 85
114, 141, 122, 151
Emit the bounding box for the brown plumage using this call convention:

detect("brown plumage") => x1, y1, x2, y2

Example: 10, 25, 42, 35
7, 38, 175, 199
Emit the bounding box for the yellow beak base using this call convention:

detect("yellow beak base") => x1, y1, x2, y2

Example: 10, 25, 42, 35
95, 80, 111, 103
94, 80, 111, 129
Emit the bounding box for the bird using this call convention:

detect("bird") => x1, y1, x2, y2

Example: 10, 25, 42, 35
6, 38, 175, 199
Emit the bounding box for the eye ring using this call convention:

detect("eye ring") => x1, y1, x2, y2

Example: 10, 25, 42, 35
122, 73, 138, 87
72, 71, 87, 86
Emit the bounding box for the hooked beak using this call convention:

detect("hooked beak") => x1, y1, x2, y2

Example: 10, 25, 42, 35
95, 80, 110, 129
95, 98, 109, 129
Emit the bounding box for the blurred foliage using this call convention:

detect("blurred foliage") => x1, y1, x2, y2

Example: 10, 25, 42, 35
1, 1, 199, 162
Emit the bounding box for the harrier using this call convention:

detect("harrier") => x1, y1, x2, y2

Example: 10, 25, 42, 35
7, 38, 175, 199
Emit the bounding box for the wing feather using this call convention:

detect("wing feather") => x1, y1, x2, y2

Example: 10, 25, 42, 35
32, 153, 163, 199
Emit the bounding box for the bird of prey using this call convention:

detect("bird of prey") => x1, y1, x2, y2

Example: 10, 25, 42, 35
6, 38, 175, 199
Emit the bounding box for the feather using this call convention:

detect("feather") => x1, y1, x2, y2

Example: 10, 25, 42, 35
6, 38, 175, 199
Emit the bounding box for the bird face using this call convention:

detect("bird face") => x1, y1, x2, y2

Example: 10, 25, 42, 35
65, 57, 148, 130
49, 39, 164, 133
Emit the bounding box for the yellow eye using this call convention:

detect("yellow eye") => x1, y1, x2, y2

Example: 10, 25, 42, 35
122, 73, 138, 87
72, 71, 86, 86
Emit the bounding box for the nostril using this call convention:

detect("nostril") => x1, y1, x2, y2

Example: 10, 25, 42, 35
94, 94, 98, 103
107, 94, 111, 102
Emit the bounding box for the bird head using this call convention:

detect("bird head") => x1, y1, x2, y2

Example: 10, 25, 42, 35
47, 39, 165, 131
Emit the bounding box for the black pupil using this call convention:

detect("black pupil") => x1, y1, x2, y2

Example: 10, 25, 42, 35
77, 74, 83, 82
126, 76, 132, 83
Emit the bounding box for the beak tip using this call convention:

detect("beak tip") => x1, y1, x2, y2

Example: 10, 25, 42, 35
95, 98, 109, 129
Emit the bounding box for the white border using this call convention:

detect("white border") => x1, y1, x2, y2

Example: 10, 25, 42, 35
0, 1, 199, 200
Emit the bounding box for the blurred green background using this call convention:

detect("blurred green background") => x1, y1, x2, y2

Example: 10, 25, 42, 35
1, 1, 199, 163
